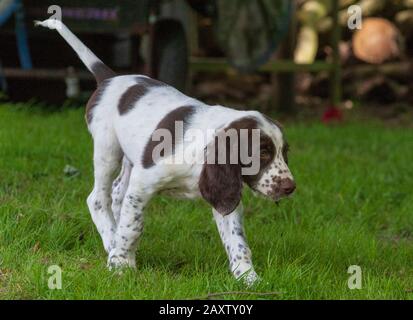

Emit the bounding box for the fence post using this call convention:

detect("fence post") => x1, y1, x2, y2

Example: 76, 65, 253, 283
276, 0, 297, 114
330, 0, 342, 106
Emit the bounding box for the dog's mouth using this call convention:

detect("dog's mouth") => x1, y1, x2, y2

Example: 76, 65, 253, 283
273, 193, 291, 204
251, 183, 296, 204
273, 190, 296, 202
251, 188, 288, 203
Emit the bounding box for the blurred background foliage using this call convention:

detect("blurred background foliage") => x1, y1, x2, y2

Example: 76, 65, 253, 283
0, 0, 413, 124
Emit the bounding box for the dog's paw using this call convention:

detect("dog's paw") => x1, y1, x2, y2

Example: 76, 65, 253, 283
242, 270, 260, 287
234, 269, 260, 287
107, 253, 136, 271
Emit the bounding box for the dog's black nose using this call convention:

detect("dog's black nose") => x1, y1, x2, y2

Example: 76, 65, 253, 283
280, 178, 296, 195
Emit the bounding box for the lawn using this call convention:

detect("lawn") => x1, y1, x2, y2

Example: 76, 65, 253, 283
0, 103, 413, 300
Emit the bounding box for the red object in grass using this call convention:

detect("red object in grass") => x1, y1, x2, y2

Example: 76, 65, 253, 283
322, 106, 343, 123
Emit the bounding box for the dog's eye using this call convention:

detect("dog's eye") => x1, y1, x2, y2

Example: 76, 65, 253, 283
260, 148, 270, 158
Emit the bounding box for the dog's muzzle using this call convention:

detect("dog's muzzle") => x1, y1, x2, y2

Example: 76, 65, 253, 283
270, 178, 296, 201
279, 178, 296, 196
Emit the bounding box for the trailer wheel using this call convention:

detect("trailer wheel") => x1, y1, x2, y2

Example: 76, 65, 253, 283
152, 19, 188, 92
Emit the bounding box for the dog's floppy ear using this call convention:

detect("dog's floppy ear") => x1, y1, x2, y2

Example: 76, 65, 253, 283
199, 119, 254, 215
199, 116, 260, 215
199, 158, 243, 216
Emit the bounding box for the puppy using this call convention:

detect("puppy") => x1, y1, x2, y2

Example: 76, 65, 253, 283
36, 19, 295, 285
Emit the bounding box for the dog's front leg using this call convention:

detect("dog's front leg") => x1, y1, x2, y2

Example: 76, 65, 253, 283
213, 203, 259, 286
107, 168, 153, 270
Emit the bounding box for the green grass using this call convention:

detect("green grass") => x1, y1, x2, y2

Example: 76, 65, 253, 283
1, 103, 413, 300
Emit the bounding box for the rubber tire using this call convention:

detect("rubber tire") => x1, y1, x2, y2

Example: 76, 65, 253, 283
152, 19, 188, 92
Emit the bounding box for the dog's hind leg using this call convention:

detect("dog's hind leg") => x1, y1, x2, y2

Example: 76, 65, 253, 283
87, 130, 122, 253
111, 157, 133, 226
213, 203, 259, 286
107, 167, 155, 269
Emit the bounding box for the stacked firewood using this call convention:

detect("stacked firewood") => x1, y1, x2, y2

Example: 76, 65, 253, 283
192, 1, 413, 108
297, 0, 413, 104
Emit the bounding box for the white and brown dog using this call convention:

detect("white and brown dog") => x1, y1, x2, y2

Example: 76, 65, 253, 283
36, 19, 295, 285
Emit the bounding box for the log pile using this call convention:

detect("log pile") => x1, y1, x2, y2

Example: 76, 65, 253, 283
191, 1, 413, 109
297, 0, 413, 104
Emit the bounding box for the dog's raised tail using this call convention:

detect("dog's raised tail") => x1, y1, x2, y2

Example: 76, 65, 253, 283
35, 19, 116, 85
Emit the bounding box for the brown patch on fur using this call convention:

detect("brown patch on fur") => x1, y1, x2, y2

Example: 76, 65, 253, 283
142, 106, 196, 168
229, 119, 275, 189
199, 117, 276, 215
91, 61, 116, 85
118, 77, 167, 115
85, 80, 110, 124
199, 115, 291, 210
118, 84, 148, 115
199, 119, 248, 215
199, 158, 243, 216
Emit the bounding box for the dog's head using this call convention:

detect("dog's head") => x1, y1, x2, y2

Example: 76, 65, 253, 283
199, 113, 295, 215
